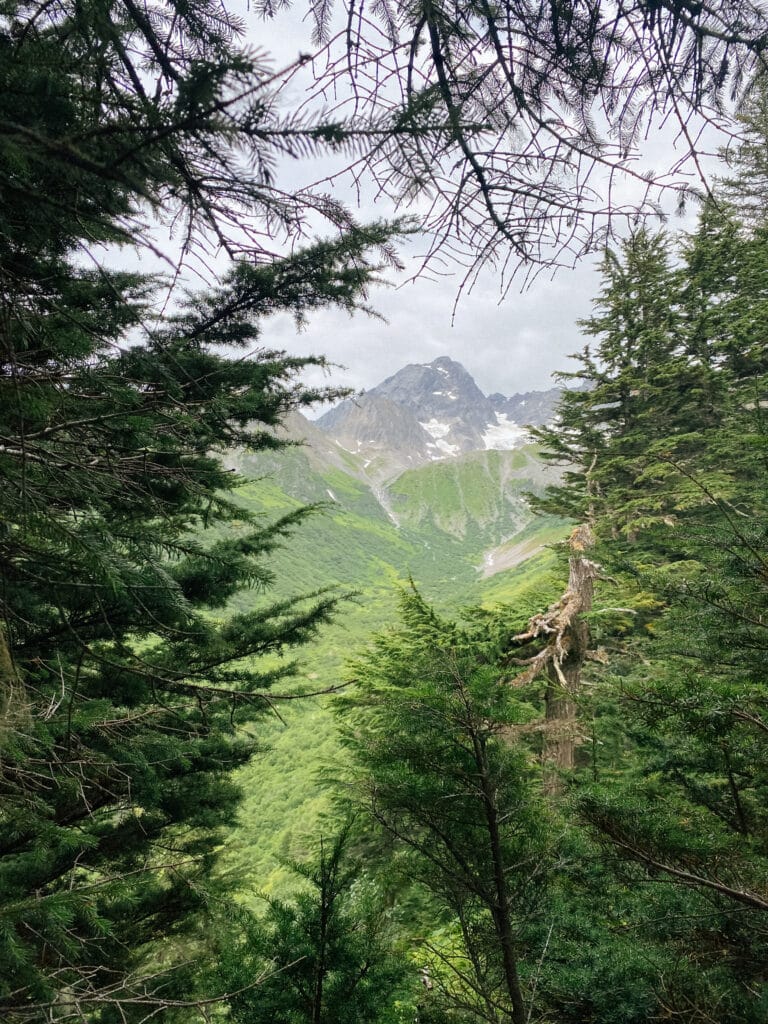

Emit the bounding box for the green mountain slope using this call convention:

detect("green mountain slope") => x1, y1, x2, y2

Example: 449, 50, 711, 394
219, 436, 567, 897
388, 446, 551, 540
233, 432, 559, 588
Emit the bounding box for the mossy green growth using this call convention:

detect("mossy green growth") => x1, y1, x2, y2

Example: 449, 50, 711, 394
388, 447, 541, 540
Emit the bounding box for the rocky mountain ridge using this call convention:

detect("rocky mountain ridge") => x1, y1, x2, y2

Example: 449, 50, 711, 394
315, 356, 561, 474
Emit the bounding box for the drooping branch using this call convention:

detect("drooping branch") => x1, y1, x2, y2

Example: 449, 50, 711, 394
601, 834, 768, 914
293, 0, 768, 286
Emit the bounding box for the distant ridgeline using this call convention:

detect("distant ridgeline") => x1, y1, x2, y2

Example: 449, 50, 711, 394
316, 355, 561, 476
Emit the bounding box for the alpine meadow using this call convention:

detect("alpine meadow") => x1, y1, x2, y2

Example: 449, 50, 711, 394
1, 0, 768, 1022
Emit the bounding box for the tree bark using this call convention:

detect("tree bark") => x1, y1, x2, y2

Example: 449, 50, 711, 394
542, 623, 588, 795
512, 524, 598, 796
472, 731, 527, 1024
312, 848, 330, 1024
542, 531, 595, 792
0, 625, 26, 743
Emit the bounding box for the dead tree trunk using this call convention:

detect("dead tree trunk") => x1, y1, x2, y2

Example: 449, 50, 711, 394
0, 625, 28, 757
511, 524, 599, 795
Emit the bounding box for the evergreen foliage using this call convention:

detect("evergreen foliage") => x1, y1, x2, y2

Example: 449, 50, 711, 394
531, 147, 768, 1017
0, 0, 401, 1017
4, 0, 768, 1016
341, 588, 551, 1024
337, 590, 706, 1023
212, 93, 768, 1021
215, 824, 409, 1024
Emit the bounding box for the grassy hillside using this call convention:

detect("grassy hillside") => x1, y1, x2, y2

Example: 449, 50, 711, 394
231, 443, 559, 591
389, 447, 542, 539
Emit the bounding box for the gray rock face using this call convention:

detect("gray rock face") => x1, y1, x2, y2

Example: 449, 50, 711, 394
327, 394, 434, 455
371, 356, 496, 435
316, 357, 561, 470
488, 388, 562, 427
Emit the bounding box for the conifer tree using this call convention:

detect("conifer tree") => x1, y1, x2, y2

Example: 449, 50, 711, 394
341, 591, 697, 1023
342, 589, 551, 1024
724, 77, 768, 223
533, 206, 768, 1019
4, 0, 768, 1016
533, 229, 689, 537
274, 0, 768, 280
215, 825, 408, 1024
0, 0, 402, 1017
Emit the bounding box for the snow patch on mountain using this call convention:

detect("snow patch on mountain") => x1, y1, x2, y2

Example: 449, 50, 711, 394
482, 413, 529, 451
316, 358, 561, 476
419, 418, 452, 440
426, 439, 460, 459
419, 419, 463, 459
334, 439, 359, 453
435, 439, 460, 455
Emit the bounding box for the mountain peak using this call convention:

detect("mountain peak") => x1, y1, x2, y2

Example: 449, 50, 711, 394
315, 357, 559, 476
370, 357, 492, 434
430, 355, 464, 370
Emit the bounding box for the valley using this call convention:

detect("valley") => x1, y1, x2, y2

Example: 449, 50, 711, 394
220, 358, 569, 896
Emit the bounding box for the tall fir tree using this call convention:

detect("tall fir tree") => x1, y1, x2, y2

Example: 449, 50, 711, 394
533, 204, 768, 1018
341, 588, 552, 1024
214, 824, 408, 1024
0, 0, 402, 1018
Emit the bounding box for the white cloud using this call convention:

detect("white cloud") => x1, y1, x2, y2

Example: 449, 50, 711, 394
261, 247, 603, 405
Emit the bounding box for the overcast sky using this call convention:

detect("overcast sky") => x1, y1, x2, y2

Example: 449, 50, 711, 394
121, 2, 725, 412
235, 3, 725, 408
263, 250, 604, 402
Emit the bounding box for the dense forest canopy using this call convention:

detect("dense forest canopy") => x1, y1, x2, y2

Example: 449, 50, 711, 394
1, 0, 768, 1019
329, 160, 768, 1020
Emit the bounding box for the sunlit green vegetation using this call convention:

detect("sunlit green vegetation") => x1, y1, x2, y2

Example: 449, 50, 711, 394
218, 445, 568, 898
